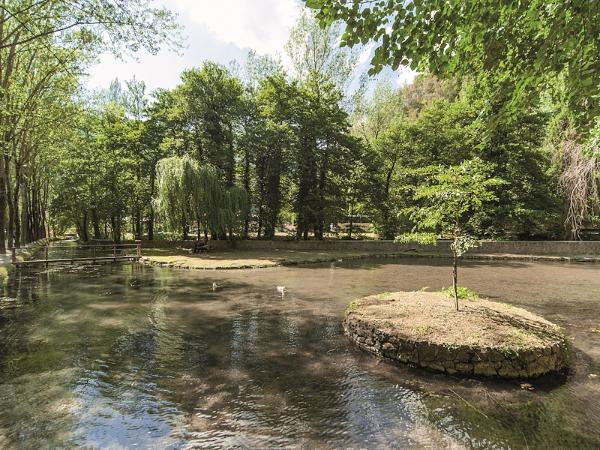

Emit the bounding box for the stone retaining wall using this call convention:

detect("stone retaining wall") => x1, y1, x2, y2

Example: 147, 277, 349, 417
127, 238, 600, 257
344, 316, 570, 378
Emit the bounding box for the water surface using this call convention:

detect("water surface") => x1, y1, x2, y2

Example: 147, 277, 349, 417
0, 257, 599, 448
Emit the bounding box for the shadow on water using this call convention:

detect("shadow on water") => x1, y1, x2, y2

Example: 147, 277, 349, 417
0, 258, 598, 448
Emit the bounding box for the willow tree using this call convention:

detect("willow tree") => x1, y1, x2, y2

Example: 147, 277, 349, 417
154, 155, 248, 240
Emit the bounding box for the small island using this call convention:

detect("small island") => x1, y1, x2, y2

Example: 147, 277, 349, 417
344, 291, 570, 378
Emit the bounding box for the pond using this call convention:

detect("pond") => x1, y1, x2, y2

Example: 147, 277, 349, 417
0, 257, 599, 448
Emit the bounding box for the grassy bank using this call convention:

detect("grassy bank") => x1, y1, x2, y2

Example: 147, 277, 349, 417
140, 248, 408, 270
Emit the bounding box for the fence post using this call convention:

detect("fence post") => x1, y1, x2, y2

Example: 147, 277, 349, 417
113, 243, 116, 261
135, 240, 141, 258
45, 246, 49, 268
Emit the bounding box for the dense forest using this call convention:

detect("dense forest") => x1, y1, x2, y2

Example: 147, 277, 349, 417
1, 1, 599, 251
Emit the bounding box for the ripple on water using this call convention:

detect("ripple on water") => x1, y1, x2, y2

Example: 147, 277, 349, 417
0, 260, 598, 448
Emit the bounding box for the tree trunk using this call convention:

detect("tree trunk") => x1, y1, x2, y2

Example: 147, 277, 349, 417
12, 163, 20, 248
20, 181, 28, 245
91, 209, 101, 239
257, 208, 263, 239
79, 212, 89, 242
147, 208, 154, 240
110, 215, 121, 244
134, 207, 141, 240
452, 251, 459, 311
0, 156, 6, 253
147, 164, 156, 240
4, 155, 12, 250
348, 209, 353, 239
242, 145, 251, 239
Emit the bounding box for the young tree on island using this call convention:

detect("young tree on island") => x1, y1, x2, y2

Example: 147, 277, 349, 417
397, 158, 503, 311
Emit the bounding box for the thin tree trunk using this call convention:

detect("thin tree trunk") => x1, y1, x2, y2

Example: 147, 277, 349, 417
91, 208, 101, 239
243, 145, 250, 239
452, 251, 459, 311
147, 166, 156, 240
4, 155, 12, 249
0, 156, 6, 253
147, 208, 154, 240
348, 205, 353, 239
20, 181, 28, 245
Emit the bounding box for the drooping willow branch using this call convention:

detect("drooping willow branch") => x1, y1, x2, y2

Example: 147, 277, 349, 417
556, 136, 599, 240
154, 155, 249, 238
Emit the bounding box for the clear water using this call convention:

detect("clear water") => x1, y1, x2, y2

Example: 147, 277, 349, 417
0, 257, 599, 449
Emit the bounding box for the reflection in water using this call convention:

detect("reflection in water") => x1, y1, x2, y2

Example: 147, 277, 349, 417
0, 258, 598, 448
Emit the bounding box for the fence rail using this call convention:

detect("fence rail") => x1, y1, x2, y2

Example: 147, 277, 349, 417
13, 241, 142, 267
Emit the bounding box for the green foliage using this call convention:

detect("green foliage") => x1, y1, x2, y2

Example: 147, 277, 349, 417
355, 81, 559, 239
154, 155, 249, 238
307, 0, 600, 129
0, 0, 181, 56
406, 158, 504, 240
395, 232, 437, 246
442, 286, 479, 301
285, 10, 357, 89
5, 2, 591, 246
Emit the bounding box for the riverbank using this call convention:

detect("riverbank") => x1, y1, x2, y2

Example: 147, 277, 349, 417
140, 248, 408, 269
124, 238, 600, 269
139, 247, 600, 270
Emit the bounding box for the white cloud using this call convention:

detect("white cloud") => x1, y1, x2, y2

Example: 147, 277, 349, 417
357, 43, 375, 66
396, 66, 417, 87
85, 0, 417, 94
172, 0, 301, 55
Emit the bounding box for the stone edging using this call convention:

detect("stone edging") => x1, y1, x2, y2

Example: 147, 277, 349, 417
139, 249, 600, 271
344, 295, 571, 379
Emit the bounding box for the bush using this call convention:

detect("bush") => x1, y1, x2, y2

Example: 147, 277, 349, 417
441, 286, 479, 301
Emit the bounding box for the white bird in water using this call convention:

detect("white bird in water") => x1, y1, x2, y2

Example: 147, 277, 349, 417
212, 282, 218, 291
276, 286, 286, 297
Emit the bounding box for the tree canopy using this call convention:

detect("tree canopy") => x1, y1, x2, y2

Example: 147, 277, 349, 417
0, 6, 597, 247
306, 0, 600, 128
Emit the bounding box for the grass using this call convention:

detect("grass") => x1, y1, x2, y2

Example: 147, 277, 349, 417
141, 247, 406, 270
346, 299, 362, 314
441, 286, 480, 301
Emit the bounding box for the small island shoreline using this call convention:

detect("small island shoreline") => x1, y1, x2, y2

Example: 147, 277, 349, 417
344, 291, 570, 379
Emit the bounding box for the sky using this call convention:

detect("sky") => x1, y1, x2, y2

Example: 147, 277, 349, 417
85, 0, 414, 93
